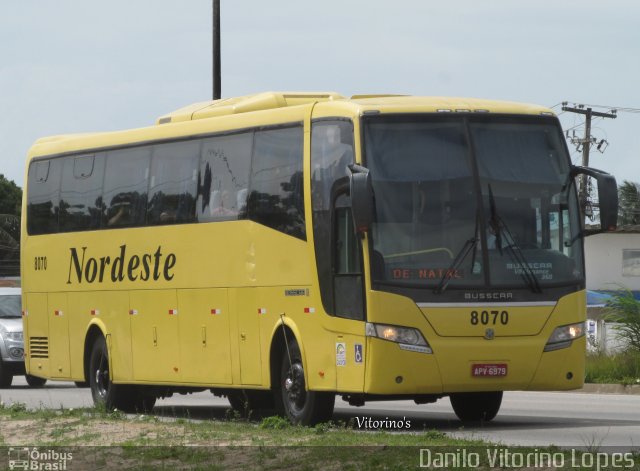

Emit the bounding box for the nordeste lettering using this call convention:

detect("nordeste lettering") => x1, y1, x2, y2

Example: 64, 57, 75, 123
67, 244, 176, 284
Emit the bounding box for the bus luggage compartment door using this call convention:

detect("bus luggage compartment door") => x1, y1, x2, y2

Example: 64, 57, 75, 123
233, 288, 262, 386
48, 293, 71, 379
177, 288, 232, 384
130, 290, 181, 382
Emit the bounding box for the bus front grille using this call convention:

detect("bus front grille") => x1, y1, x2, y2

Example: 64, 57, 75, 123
29, 337, 49, 358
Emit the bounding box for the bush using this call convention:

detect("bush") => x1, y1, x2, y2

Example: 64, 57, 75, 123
259, 416, 290, 430
585, 350, 640, 384
605, 289, 640, 351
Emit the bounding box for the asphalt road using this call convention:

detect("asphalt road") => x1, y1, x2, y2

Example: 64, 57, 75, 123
2, 376, 639, 450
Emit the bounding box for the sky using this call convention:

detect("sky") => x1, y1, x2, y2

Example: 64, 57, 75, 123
1, 0, 639, 189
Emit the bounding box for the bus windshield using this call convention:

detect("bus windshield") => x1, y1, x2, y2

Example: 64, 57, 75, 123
364, 115, 583, 292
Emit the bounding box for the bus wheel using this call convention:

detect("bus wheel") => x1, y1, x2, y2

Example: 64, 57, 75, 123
25, 374, 47, 388
275, 340, 335, 425
450, 391, 503, 422
0, 361, 13, 388
89, 336, 132, 412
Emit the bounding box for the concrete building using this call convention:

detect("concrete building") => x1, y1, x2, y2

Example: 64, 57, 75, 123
584, 228, 640, 353
585, 227, 640, 292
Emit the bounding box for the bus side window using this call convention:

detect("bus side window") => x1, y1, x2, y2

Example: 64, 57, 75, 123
334, 200, 364, 320
198, 132, 252, 222
311, 120, 364, 319
148, 141, 199, 225
103, 147, 151, 228
59, 154, 105, 232
247, 126, 305, 239
27, 159, 62, 235
335, 205, 361, 275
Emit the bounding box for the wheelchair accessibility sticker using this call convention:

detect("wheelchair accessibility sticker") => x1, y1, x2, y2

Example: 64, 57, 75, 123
355, 343, 363, 363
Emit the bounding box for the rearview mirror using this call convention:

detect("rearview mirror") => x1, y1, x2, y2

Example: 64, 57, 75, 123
571, 166, 618, 232
348, 164, 374, 233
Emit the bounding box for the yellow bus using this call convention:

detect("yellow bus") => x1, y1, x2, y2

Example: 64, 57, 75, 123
21, 92, 617, 424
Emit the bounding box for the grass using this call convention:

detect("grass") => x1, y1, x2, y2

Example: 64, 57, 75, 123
1, 402, 640, 469
0, 402, 491, 469
585, 350, 640, 385
0, 400, 470, 448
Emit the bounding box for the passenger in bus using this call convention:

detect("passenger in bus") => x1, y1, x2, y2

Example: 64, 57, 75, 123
311, 124, 354, 213
210, 189, 237, 217
236, 188, 248, 214
159, 209, 177, 223
107, 202, 131, 226
326, 125, 353, 176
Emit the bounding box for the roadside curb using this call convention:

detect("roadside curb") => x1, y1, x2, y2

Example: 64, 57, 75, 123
575, 383, 640, 395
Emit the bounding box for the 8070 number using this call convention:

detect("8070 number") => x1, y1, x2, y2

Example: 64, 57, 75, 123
470, 310, 508, 325
34, 256, 47, 271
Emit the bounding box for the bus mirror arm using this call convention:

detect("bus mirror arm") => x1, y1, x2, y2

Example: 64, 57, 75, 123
570, 166, 618, 233
347, 164, 374, 233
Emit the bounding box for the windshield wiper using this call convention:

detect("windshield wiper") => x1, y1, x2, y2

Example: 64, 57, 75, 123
434, 211, 480, 295
488, 185, 542, 294
432, 236, 478, 294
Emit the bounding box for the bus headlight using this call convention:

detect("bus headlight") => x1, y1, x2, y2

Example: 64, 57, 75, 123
365, 322, 432, 354
544, 322, 585, 352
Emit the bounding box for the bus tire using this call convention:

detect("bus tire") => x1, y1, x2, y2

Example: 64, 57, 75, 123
0, 360, 12, 388
450, 391, 503, 422
274, 339, 335, 425
89, 336, 134, 412
25, 374, 47, 388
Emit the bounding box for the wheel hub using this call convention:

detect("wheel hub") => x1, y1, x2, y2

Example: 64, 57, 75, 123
96, 367, 109, 398
284, 363, 304, 404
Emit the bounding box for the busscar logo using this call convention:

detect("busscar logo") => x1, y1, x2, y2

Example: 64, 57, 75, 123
464, 292, 513, 301
67, 244, 176, 284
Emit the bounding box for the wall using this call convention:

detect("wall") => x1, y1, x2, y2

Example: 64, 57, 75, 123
585, 232, 640, 291
587, 319, 627, 354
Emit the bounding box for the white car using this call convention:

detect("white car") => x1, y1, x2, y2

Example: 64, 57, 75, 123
0, 287, 47, 388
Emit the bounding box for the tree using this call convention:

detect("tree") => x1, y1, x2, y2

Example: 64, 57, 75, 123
618, 180, 640, 226
0, 175, 22, 277
0, 174, 21, 217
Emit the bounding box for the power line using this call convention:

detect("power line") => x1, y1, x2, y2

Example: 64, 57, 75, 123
580, 103, 640, 113
550, 99, 640, 115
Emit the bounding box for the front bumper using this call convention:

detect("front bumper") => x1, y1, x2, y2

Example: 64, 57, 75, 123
363, 334, 585, 395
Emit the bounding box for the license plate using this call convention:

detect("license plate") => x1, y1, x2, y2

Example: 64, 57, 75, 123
472, 363, 507, 377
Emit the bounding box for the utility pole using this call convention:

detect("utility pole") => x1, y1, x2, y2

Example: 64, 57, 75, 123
561, 103, 616, 213
213, 0, 221, 100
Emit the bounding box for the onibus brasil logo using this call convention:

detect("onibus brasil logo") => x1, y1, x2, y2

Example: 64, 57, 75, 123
8, 448, 73, 470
